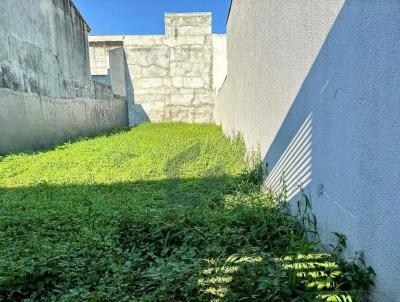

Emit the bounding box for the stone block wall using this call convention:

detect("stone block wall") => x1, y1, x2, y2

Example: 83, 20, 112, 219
89, 13, 227, 125
89, 37, 124, 79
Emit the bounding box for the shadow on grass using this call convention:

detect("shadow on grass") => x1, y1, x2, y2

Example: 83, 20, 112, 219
0, 134, 374, 301
0, 174, 254, 299
0, 174, 251, 208
0, 176, 371, 301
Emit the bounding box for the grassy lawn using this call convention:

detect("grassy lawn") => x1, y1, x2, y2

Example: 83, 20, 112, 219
0, 123, 373, 301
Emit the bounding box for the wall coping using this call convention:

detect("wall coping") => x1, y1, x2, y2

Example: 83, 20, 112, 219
165, 12, 212, 17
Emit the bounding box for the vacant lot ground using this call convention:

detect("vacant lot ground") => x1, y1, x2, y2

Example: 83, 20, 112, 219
0, 123, 372, 301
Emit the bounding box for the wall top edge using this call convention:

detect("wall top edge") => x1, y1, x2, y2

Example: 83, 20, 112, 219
165, 12, 212, 17
88, 35, 166, 41
89, 35, 125, 41
226, 0, 232, 26
70, 0, 91, 32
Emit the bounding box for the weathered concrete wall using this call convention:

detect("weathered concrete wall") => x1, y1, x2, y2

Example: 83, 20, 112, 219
109, 47, 127, 98
90, 13, 226, 125
0, 88, 127, 154
216, 1, 400, 300
0, 0, 128, 153
0, 0, 93, 98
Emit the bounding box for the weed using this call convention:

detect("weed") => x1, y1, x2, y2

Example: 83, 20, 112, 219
0, 123, 374, 301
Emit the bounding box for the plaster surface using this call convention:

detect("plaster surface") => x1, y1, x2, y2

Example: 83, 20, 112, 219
212, 35, 228, 94
0, 0, 128, 153
215, 1, 400, 300
0, 0, 93, 98
109, 47, 127, 98
0, 88, 128, 154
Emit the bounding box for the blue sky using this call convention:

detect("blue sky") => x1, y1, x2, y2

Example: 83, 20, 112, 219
73, 0, 231, 36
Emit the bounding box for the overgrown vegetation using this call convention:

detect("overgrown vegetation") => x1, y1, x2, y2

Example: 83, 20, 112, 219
0, 123, 374, 301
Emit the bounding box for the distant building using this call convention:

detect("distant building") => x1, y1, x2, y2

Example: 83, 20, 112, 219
89, 13, 227, 125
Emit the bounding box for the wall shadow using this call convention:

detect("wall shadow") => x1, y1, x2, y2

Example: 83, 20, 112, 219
261, 1, 400, 300
0, 175, 246, 209
129, 104, 151, 126
124, 53, 135, 108
122, 49, 150, 126
0, 176, 367, 301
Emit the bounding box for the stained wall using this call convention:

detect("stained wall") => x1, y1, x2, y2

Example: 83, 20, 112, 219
0, 0, 128, 153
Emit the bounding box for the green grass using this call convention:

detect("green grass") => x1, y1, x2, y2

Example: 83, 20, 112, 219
0, 123, 373, 301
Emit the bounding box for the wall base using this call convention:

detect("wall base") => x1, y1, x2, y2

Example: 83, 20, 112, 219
0, 88, 128, 154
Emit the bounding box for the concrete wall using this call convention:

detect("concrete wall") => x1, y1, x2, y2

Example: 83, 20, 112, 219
0, 88, 127, 154
109, 47, 127, 98
0, 0, 128, 154
212, 35, 228, 94
89, 37, 124, 76
89, 13, 227, 125
0, 0, 93, 98
215, 1, 400, 300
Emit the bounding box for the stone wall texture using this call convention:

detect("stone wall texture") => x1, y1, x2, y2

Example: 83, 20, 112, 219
215, 1, 400, 300
0, 0, 128, 153
89, 13, 227, 125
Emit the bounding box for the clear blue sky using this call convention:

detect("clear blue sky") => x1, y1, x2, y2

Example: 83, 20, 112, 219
73, 0, 231, 36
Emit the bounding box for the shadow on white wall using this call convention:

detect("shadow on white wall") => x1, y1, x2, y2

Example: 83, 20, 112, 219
264, 113, 312, 201
217, 1, 400, 300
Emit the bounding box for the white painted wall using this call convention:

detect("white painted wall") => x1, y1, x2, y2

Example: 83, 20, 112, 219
216, 1, 400, 300
212, 35, 227, 94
